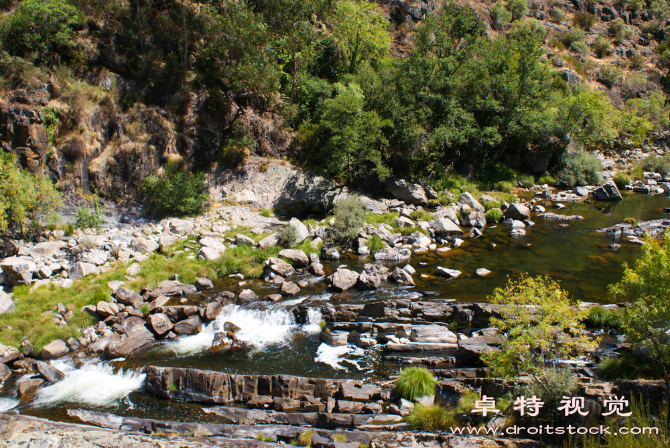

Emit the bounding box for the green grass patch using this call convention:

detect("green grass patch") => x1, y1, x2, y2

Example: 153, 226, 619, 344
295, 238, 321, 255
597, 353, 664, 380
394, 367, 438, 401
129, 251, 214, 289
409, 210, 433, 222
209, 244, 281, 279
260, 208, 271, 217
365, 212, 398, 226
587, 306, 623, 328
485, 208, 503, 223
366, 235, 385, 253
613, 172, 631, 188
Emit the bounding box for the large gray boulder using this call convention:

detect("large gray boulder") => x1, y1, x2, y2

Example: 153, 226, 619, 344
68, 262, 100, 280
278, 249, 309, 268
1, 257, 36, 285
357, 272, 382, 290
410, 325, 458, 343
0, 292, 16, 315
115, 287, 143, 309
461, 211, 486, 228
173, 316, 202, 335
503, 203, 531, 221
436, 267, 462, 279
41, 339, 69, 359
258, 233, 279, 249
130, 238, 160, 254
0, 344, 20, 363
288, 218, 309, 244
329, 268, 360, 292
430, 218, 464, 238
265, 257, 295, 277
459, 192, 485, 212
387, 179, 428, 205
391, 266, 415, 286
594, 180, 622, 201
30, 241, 65, 258
149, 313, 173, 336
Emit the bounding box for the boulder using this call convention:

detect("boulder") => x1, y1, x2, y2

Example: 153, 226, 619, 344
396, 217, 415, 228
159, 234, 179, 249
235, 234, 257, 246
594, 180, 622, 201
41, 339, 69, 359
19, 378, 44, 398
115, 287, 144, 309
436, 267, 462, 279
107, 281, 126, 294
258, 233, 279, 249
461, 211, 486, 228
68, 262, 100, 280
82, 249, 109, 266
198, 247, 222, 261
424, 185, 438, 199
321, 244, 341, 260
309, 262, 325, 276
173, 315, 202, 335
205, 302, 223, 320
148, 280, 198, 298
199, 237, 226, 253
410, 325, 458, 343
278, 249, 309, 268
96, 301, 119, 318
195, 277, 214, 291
387, 179, 428, 205
374, 248, 411, 262
0, 363, 10, 383
0, 344, 20, 363
503, 203, 531, 221
265, 257, 295, 277
280, 281, 300, 295
459, 192, 485, 212
430, 218, 464, 239
357, 272, 381, 290
36, 361, 64, 383
329, 268, 359, 292
391, 266, 415, 286
103, 330, 155, 359
1, 257, 36, 285
120, 316, 148, 334
476, 268, 492, 277
238, 289, 259, 304
289, 218, 309, 244
130, 238, 160, 253
0, 292, 16, 315
149, 313, 174, 336
30, 241, 65, 258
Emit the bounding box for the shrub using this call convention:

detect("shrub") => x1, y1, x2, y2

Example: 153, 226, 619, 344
555, 152, 603, 188
75, 198, 104, 230
609, 18, 632, 44
141, 162, 208, 218
490, 1, 512, 30
516, 174, 534, 188
330, 195, 367, 246
594, 35, 612, 58
549, 7, 564, 23
507, 0, 527, 21
574, 12, 596, 30
276, 224, 297, 248
612, 172, 631, 188
394, 367, 438, 401
628, 53, 646, 70
485, 208, 503, 223
494, 181, 515, 193
514, 368, 578, 416
587, 306, 623, 328
298, 430, 315, 446
537, 175, 556, 186
562, 28, 585, 47
0, 0, 85, 61
260, 208, 271, 217
636, 153, 670, 175
598, 353, 664, 380
599, 65, 622, 89
571, 40, 589, 55
365, 234, 385, 253
406, 404, 452, 430
409, 210, 433, 222
623, 217, 638, 226
481, 199, 501, 210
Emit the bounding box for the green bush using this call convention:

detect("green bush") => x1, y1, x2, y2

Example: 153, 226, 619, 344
563, 28, 585, 47
613, 172, 631, 188
260, 208, 271, 217
494, 181, 515, 193
394, 367, 438, 401
507, 0, 527, 21
549, 7, 565, 23
481, 199, 501, 210
594, 35, 612, 58
276, 224, 297, 248
406, 404, 452, 430
571, 40, 589, 55
537, 175, 556, 186
598, 353, 664, 380
574, 12, 596, 30
516, 173, 535, 188
330, 195, 367, 245
0, 0, 85, 61
514, 368, 577, 416
365, 234, 385, 253
609, 18, 632, 44
636, 154, 670, 176
587, 306, 623, 328
599, 65, 622, 89
141, 162, 208, 218
490, 1, 512, 29
75, 198, 104, 230
555, 151, 603, 188
485, 208, 503, 223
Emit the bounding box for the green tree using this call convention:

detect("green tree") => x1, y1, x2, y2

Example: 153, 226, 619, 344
0, 151, 62, 233
507, 0, 528, 21
331, 0, 390, 73
482, 275, 592, 378
330, 195, 366, 246
610, 232, 670, 424
141, 162, 208, 218
0, 0, 85, 61
317, 83, 391, 184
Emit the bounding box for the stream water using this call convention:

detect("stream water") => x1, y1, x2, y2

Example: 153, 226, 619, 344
5, 192, 670, 424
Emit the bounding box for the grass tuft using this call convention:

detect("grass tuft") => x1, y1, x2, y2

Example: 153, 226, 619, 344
394, 367, 438, 401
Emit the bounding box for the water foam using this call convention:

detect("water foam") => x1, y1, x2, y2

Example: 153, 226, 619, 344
0, 397, 18, 412
314, 343, 365, 371
36, 361, 145, 407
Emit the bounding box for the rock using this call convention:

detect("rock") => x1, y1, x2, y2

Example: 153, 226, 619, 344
309, 262, 325, 276
238, 289, 259, 304
430, 218, 464, 239
30, 241, 66, 258
130, 238, 159, 253
476, 268, 492, 277
265, 257, 295, 277
18, 378, 44, 398
594, 180, 622, 201
410, 325, 457, 343
396, 217, 415, 228
68, 262, 100, 280
321, 244, 341, 260
459, 192, 485, 212
504, 203, 531, 221
436, 267, 462, 279
159, 234, 179, 249
41, 339, 69, 359
424, 185, 438, 199
461, 211, 486, 228
387, 179, 428, 205
374, 247, 411, 262
310, 237, 323, 249
329, 268, 359, 292
391, 267, 415, 286
195, 277, 214, 291
1, 257, 36, 285
280, 281, 300, 295
340, 380, 381, 401
82, 249, 109, 266
533, 204, 546, 213
107, 281, 126, 294
415, 394, 435, 407
148, 280, 198, 298
258, 233, 279, 249
198, 247, 223, 261
103, 330, 155, 359
278, 249, 309, 267
36, 361, 64, 383
0, 344, 20, 363
96, 301, 119, 318
199, 237, 226, 253
288, 218, 309, 244
115, 288, 143, 309
574, 186, 590, 197
357, 272, 381, 290
0, 363, 10, 383
357, 238, 370, 255
403, 264, 416, 275
149, 313, 174, 336
0, 292, 16, 315
173, 316, 202, 335
126, 263, 141, 276
120, 317, 147, 335
205, 302, 223, 320
235, 234, 257, 246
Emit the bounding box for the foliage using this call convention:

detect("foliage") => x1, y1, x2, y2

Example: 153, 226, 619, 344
636, 153, 670, 176
625, 90, 670, 130
555, 151, 603, 188
329, 195, 367, 245
0, 0, 85, 61
276, 224, 298, 248
406, 404, 453, 430
482, 275, 592, 377
141, 162, 208, 218
587, 306, 623, 327
563, 28, 585, 47
623, 217, 638, 226
490, 2, 512, 30
598, 353, 664, 380
599, 65, 622, 89
516, 173, 535, 188
297, 430, 314, 447
394, 367, 438, 401
612, 172, 631, 188
485, 208, 503, 223
514, 368, 578, 416
261, 208, 271, 217
574, 12, 596, 30
75, 197, 104, 230
0, 150, 62, 233
549, 7, 565, 23
365, 234, 385, 253
210, 243, 281, 279
609, 18, 633, 44
331, 0, 390, 74
507, 0, 527, 21
594, 35, 612, 58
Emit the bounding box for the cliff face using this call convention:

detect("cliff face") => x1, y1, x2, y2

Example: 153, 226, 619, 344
0, 0, 667, 203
